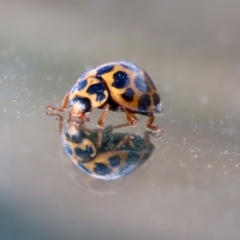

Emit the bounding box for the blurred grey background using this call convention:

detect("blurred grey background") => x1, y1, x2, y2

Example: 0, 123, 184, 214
0, 0, 240, 239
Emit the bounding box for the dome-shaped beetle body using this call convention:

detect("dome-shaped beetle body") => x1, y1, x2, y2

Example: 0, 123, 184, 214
70, 61, 161, 114
46, 61, 163, 135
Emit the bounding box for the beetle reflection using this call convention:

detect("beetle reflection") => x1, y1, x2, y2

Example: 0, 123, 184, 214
47, 113, 155, 180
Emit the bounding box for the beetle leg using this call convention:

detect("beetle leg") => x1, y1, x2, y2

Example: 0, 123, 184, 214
114, 108, 139, 129
46, 92, 70, 112
97, 128, 103, 148
102, 125, 114, 134
97, 104, 110, 129
45, 111, 64, 134
97, 104, 110, 146
143, 130, 150, 150
113, 134, 134, 150
146, 114, 163, 138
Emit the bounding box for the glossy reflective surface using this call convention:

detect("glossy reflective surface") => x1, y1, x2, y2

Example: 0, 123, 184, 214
1, 1, 240, 239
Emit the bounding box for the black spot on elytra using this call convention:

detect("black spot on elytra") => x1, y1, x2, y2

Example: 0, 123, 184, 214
120, 62, 139, 73
86, 82, 107, 102
112, 71, 130, 89
108, 155, 121, 167
134, 75, 150, 92
153, 93, 161, 112
93, 163, 112, 175
121, 88, 135, 102
75, 145, 94, 162
77, 163, 91, 174
96, 65, 114, 76
127, 151, 140, 165
144, 71, 156, 90
71, 79, 87, 93
138, 94, 151, 112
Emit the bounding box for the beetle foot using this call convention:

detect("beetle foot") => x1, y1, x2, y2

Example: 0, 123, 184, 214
147, 126, 163, 139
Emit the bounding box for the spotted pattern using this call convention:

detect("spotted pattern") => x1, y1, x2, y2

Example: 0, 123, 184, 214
86, 82, 107, 102
121, 88, 135, 102
138, 94, 151, 112
70, 62, 161, 115
134, 75, 150, 92
108, 155, 121, 167
61, 122, 155, 179
75, 145, 94, 162
112, 71, 130, 89
93, 163, 112, 175
96, 64, 114, 76
71, 79, 87, 94
54, 61, 162, 149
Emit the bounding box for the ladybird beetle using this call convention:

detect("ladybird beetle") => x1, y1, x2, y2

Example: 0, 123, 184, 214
46, 61, 163, 134
61, 119, 155, 180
